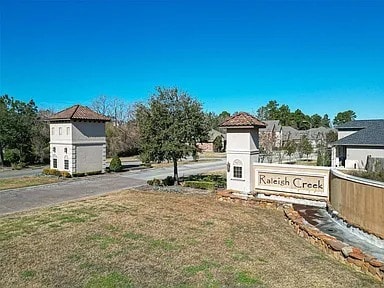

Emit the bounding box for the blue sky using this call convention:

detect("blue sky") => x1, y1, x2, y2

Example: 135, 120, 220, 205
1, 0, 383, 119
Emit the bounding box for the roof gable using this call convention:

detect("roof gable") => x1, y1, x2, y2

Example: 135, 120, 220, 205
49, 105, 110, 122
219, 112, 266, 128
334, 119, 384, 146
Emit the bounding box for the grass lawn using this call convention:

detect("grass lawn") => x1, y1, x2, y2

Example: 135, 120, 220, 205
0, 176, 61, 191
0, 190, 381, 288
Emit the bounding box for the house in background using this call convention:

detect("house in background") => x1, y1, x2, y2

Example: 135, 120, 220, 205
259, 120, 282, 151
306, 127, 336, 151
197, 129, 226, 152
281, 126, 302, 146
331, 120, 384, 169
49, 105, 110, 175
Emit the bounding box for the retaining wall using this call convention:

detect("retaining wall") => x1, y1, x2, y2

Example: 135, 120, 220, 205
330, 169, 384, 239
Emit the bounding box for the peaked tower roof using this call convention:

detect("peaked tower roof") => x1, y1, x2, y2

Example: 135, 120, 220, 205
49, 105, 110, 122
219, 112, 266, 128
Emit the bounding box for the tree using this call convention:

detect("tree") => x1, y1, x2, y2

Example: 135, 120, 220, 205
333, 110, 356, 126
278, 104, 291, 126
310, 114, 322, 128
256, 100, 279, 120
0, 95, 38, 165
326, 130, 338, 144
321, 114, 331, 128
135, 87, 209, 183
213, 136, 223, 152
298, 136, 313, 160
283, 140, 297, 161
292, 109, 310, 130
91, 95, 132, 125
31, 110, 53, 163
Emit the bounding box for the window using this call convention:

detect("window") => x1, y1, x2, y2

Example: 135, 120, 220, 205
66, 127, 70, 135
233, 166, 242, 178
53, 158, 58, 168
51, 127, 55, 135
53, 147, 56, 153
64, 148, 67, 153
64, 159, 69, 170
233, 159, 243, 179
59, 127, 62, 135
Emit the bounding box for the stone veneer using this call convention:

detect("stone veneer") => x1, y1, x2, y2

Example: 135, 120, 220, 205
216, 190, 384, 282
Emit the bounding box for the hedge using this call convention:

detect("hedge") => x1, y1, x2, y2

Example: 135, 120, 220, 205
183, 181, 215, 190
42, 168, 71, 178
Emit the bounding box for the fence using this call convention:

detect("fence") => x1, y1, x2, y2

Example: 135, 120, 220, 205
330, 169, 384, 239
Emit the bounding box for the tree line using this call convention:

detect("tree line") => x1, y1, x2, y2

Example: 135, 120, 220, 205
0, 91, 357, 179
256, 100, 356, 129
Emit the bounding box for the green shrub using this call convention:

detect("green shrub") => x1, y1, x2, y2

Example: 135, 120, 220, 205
86, 170, 102, 176
184, 181, 215, 190
109, 156, 123, 172
147, 178, 161, 186
162, 176, 175, 186
347, 170, 384, 183
4, 148, 21, 164
60, 171, 72, 178
11, 162, 26, 170
42, 168, 60, 176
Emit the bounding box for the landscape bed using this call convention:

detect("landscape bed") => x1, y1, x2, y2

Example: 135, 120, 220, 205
0, 190, 381, 287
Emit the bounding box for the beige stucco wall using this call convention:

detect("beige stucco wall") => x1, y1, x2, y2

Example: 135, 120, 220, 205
76, 145, 103, 173
72, 121, 106, 144
345, 147, 384, 169
50, 144, 73, 173
50, 122, 72, 144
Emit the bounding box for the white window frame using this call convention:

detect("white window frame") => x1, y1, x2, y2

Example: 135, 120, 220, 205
64, 159, 69, 170
233, 159, 243, 179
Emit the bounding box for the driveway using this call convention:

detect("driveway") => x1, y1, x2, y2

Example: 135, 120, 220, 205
0, 159, 225, 216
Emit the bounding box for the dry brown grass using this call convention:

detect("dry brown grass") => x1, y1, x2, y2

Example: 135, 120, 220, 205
0, 190, 382, 288
0, 176, 61, 191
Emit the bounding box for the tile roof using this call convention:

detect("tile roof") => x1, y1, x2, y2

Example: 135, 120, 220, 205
334, 119, 384, 146
49, 105, 110, 122
219, 112, 266, 128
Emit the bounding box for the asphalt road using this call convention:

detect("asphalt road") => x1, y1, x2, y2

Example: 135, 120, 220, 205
0, 159, 225, 216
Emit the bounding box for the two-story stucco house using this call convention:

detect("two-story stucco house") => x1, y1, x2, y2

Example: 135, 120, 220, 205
331, 119, 384, 169
49, 105, 110, 175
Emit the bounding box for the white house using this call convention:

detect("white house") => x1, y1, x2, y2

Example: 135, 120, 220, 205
219, 112, 266, 194
331, 120, 384, 169
49, 105, 110, 175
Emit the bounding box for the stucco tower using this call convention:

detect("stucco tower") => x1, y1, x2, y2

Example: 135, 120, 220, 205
220, 112, 266, 194
48, 105, 110, 175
